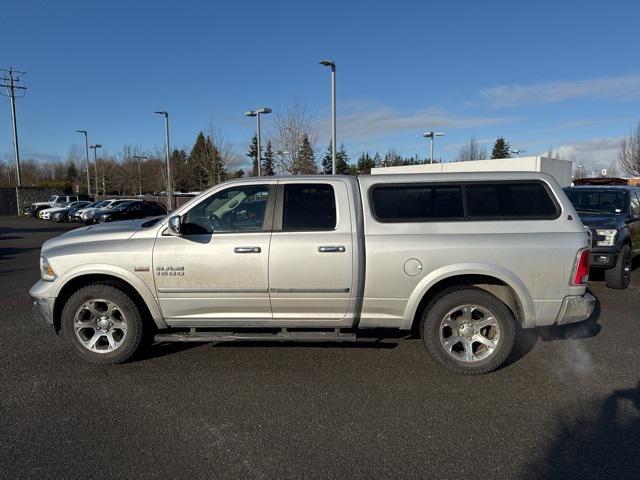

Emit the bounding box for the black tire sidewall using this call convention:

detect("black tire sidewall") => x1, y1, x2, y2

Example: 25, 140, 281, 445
421, 288, 516, 375
605, 245, 631, 290
62, 284, 143, 364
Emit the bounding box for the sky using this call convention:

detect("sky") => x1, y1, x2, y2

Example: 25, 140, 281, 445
0, 0, 639, 174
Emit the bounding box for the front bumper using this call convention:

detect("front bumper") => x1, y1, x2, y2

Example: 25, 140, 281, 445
31, 296, 55, 326
29, 280, 56, 327
555, 293, 596, 325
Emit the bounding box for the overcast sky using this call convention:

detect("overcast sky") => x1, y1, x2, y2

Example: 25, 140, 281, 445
1, 0, 638, 174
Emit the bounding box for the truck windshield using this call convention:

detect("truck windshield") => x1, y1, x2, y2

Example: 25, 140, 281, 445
565, 189, 626, 214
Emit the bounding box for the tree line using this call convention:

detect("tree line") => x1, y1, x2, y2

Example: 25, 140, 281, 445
2, 107, 640, 193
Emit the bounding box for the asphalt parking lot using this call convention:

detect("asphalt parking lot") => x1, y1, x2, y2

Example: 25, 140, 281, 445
1, 216, 639, 479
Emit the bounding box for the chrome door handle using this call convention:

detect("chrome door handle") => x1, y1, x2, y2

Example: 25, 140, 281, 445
318, 246, 345, 253
234, 247, 261, 253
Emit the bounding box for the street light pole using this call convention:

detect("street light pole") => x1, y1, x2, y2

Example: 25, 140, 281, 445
245, 108, 272, 176
319, 60, 337, 175
76, 130, 91, 196
154, 111, 172, 210
89, 144, 102, 195
423, 131, 445, 164
133, 155, 148, 196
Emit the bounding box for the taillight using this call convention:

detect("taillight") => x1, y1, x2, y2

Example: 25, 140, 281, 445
571, 249, 590, 286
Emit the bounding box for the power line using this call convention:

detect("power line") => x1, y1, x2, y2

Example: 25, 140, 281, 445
0, 67, 27, 214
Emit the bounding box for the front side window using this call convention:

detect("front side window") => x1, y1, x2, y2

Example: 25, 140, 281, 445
182, 185, 270, 234
282, 184, 336, 231
371, 184, 464, 222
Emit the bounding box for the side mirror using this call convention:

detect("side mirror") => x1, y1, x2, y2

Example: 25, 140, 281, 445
167, 215, 182, 236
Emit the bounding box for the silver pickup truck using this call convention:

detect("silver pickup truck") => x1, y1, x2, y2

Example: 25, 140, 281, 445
30, 172, 594, 374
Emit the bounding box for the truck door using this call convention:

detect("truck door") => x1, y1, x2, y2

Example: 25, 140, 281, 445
152, 182, 276, 325
268, 180, 354, 321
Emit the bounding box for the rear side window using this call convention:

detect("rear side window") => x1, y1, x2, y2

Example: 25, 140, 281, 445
371, 185, 464, 222
466, 183, 559, 219
369, 181, 559, 222
282, 184, 336, 231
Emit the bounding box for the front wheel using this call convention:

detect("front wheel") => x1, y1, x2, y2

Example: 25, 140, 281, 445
420, 288, 516, 375
62, 284, 143, 364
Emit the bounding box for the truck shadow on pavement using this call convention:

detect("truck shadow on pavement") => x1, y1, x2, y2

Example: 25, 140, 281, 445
503, 292, 602, 369
521, 382, 640, 479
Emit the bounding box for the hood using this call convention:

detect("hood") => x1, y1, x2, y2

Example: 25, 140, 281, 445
577, 214, 621, 229
41, 219, 149, 253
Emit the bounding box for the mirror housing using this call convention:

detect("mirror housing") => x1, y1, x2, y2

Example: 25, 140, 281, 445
167, 215, 182, 236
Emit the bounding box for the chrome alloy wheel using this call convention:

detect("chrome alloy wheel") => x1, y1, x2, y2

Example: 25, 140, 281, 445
73, 299, 128, 353
439, 304, 500, 363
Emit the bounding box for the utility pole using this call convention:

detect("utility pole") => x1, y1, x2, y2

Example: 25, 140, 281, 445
89, 144, 102, 195
245, 108, 272, 176
154, 111, 172, 210
1, 67, 27, 214
423, 131, 445, 164
319, 60, 337, 175
76, 130, 91, 196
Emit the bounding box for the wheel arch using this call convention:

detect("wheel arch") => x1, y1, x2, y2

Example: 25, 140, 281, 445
52, 269, 165, 334
402, 264, 536, 331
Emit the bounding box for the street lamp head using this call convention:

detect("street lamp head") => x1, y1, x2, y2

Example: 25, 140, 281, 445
154, 111, 168, 117
276, 150, 290, 155
434, 132, 445, 137
256, 107, 272, 115
319, 60, 335, 68
76, 130, 87, 134
89, 144, 102, 149
245, 110, 257, 117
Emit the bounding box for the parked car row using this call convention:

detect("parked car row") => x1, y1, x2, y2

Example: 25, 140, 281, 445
30, 197, 167, 225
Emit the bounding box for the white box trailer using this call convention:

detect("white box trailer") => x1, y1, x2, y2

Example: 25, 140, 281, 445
371, 156, 573, 187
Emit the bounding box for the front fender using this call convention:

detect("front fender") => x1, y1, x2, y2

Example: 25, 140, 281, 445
51, 264, 166, 329
401, 263, 536, 330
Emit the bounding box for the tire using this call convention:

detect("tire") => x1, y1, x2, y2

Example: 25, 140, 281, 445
420, 287, 516, 375
62, 284, 143, 364
605, 245, 632, 290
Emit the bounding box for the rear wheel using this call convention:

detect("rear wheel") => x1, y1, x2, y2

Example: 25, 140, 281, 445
605, 245, 631, 290
420, 288, 516, 375
62, 284, 143, 364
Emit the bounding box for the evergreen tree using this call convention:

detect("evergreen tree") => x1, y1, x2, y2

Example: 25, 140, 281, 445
188, 132, 210, 191
263, 140, 275, 176
373, 152, 382, 168
335, 143, 350, 174
356, 152, 375, 174
170, 149, 190, 192
491, 137, 511, 159
246, 135, 259, 176
231, 169, 245, 178
293, 135, 317, 174
321, 142, 333, 174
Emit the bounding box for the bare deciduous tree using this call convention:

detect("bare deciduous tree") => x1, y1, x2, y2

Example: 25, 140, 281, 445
618, 121, 640, 176
456, 138, 488, 162
271, 100, 318, 174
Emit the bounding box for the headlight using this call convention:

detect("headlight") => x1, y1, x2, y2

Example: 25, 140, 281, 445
595, 229, 617, 247
40, 256, 57, 281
